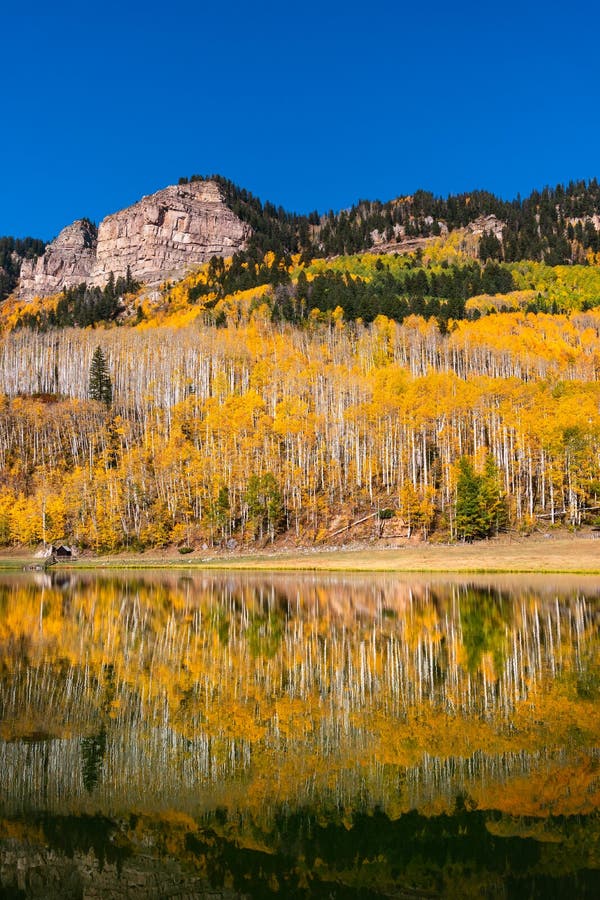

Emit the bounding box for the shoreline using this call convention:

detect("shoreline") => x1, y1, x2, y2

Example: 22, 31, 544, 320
2, 534, 600, 575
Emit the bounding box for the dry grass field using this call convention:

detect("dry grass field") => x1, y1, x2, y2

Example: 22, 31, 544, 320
190, 536, 600, 574
4, 533, 592, 574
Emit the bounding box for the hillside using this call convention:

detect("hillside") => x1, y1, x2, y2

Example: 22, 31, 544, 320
184, 174, 600, 264
3, 175, 600, 307
1, 288, 600, 551
0, 177, 599, 552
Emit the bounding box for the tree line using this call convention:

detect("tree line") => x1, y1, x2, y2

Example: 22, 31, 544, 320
178, 174, 600, 265
181, 254, 516, 329
3, 176, 599, 312
14, 269, 139, 331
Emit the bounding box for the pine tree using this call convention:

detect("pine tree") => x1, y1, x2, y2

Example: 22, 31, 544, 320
88, 346, 113, 406
455, 457, 486, 541
479, 230, 503, 262
455, 455, 507, 541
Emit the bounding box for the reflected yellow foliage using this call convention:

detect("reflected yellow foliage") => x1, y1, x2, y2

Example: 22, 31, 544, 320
0, 574, 598, 823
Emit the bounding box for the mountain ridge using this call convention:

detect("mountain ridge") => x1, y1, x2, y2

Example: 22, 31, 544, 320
3, 174, 600, 303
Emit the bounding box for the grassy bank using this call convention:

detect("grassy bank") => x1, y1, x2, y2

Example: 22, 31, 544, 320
12, 534, 597, 574
0, 556, 41, 570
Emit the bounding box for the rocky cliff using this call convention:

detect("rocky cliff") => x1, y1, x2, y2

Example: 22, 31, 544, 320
18, 181, 251, 299
18, 219, 97, 299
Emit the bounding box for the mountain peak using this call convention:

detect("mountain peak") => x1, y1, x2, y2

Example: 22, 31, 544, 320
18, 180, 251, 300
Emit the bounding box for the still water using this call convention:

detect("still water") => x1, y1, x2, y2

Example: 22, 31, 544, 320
0, 571, 599, 898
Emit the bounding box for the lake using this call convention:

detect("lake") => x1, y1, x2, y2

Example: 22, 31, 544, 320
0, 571, 599, 898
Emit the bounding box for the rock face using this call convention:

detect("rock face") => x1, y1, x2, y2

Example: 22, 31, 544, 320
19, 219, 98, 299
90, 180, 250, 288
18, 181, 251, 300
466, 214, 505, 240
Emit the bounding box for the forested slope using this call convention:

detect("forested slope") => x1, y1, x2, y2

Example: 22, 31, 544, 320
4, 175, 600, 305
1, 293, 599, 549
183, 175, 600, 263
1, 177, 600, 550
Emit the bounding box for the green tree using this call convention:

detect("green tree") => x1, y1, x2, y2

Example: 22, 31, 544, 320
207, 485, 232, 544
455, 455, 507, 541
245, 473, 284, 542
479, 230, 503, 262
455, 457, 486, 541
81, 726, 107, 793
460, 588, 511, 675
88, 346, 113, 406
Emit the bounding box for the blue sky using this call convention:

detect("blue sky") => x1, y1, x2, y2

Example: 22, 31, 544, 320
2, 0, 599, 240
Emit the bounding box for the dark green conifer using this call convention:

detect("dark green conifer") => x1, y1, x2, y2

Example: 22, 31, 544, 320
88, 346, 113, 406
455, 457, 486, 541
455, 455, 507, 541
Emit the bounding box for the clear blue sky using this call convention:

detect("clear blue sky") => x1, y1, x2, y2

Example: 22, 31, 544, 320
2, 0, 599, 240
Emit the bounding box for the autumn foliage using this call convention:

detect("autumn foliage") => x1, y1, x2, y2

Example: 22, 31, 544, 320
0, 248, 600, 548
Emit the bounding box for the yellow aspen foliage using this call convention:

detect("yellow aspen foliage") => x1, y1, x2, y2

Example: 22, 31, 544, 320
9, 494, 42, 545
0, 489, 14, 542
42, 494, 68, 543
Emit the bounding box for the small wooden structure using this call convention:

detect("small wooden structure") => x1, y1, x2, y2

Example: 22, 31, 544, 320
24, 543, 75, 572
51, 544, 73, 559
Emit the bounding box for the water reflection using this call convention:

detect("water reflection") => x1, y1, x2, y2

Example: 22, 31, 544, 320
0, 572, 599, 896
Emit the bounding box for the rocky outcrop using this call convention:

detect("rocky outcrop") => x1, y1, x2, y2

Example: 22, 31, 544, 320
567, 213, 600, 231
18, 181, 251, 300
89, 180, 250, 288
18, 219, 98, 299
466, 214, 505, 240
